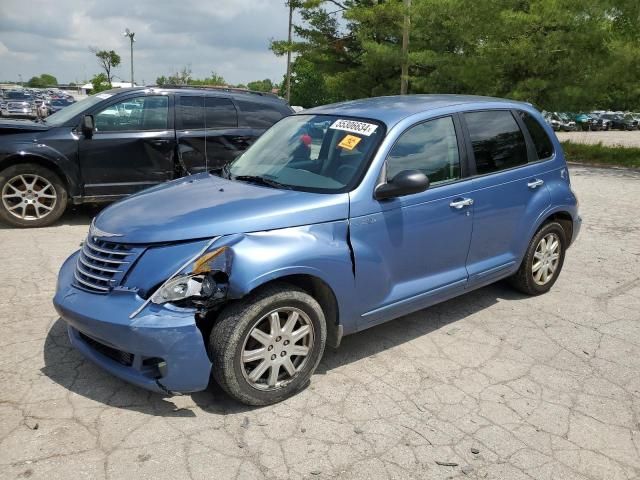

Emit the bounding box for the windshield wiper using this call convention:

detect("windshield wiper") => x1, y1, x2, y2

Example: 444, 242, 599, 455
233, 175, 292, 190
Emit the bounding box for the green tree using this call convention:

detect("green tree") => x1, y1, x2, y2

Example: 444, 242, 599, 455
272, 0, 640, 111
247, 79, 274, 92
90, 73, 111, 93
90, 48, 121, 85
26, 73, 58, 88
281, 57, 328, 107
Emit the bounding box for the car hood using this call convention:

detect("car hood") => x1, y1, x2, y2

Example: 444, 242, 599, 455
0, 119, 48, 133
93, 173, 350, 244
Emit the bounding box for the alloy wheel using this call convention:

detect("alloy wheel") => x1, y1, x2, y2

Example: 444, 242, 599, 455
532, 232, 561, 285
1, 174, 57, 221
241, 307, 314, 391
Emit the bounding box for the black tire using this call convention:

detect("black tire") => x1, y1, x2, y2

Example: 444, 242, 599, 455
209, 283, 327, 406
509, 222, 567, 296
0, 163, 67, 228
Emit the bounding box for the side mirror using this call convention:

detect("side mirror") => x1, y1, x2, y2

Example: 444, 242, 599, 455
81, 115, 95, 138
374, 169, 429, 200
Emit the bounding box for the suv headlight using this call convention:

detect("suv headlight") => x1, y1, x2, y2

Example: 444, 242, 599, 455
150, 246, 230, 305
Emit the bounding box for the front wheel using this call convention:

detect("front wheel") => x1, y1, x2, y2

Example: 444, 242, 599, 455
509, 222, 567, 295
209, 283, 327, 406
0, 163, 68, 228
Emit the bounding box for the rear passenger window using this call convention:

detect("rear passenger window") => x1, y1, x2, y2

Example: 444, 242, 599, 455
519, 111, 554, 160
387, 116, 460, 184
237, 100, 286, 129
464, 110, 528, 174
205, 97, 237, 128
179, 96, 204, 130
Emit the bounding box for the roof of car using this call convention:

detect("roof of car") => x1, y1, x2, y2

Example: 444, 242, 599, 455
303, 94, 527, 127
106, 86, 286, 104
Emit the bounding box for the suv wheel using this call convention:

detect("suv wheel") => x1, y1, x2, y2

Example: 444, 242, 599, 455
509, 222, 567, 296
0, 163, 67, 228
209, 283, 326, 405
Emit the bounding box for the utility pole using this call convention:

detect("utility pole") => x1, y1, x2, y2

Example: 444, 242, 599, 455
285, 1, 294, 103
400, 0, 411, 95
124, 28, 135, 87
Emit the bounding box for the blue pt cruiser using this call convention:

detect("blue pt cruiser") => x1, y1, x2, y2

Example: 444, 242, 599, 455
54, 95, 581, 405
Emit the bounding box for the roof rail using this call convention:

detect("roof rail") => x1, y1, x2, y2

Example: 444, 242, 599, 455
145, 84, 281, 99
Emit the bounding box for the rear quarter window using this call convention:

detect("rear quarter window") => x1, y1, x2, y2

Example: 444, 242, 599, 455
519, 111, 554, 160
236, 99, 290, 129
464, 110, 528, 175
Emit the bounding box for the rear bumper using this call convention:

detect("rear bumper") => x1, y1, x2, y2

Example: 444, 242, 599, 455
53, 251, 212, 394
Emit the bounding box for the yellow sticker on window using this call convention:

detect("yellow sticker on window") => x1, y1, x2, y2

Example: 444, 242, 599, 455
338, 134, 362, 151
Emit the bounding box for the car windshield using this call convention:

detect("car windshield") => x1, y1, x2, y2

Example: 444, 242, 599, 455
226, 114, 385, 193
44, 93, 111, 126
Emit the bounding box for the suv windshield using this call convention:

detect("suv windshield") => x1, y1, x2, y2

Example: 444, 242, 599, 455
44, 93, 111, 126
227, 114, 385, 193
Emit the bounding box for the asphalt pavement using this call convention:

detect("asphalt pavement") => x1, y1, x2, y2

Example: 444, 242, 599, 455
0, 166, 639, 480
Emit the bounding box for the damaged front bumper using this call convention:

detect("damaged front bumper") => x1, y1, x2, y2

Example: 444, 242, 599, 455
53, 251, 212, 394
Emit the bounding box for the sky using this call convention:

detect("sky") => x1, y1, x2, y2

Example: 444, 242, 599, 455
0, 0, 294, 86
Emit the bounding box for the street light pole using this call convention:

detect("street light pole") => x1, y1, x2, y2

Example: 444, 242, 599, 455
400, 0, 411, 95
285, 2, 294, 103
124, 29, 135, 87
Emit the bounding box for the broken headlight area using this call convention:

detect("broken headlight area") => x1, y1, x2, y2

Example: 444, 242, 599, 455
150, 246, 232, 308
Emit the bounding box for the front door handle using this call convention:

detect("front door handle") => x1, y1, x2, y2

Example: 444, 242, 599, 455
450, 198, 474, 209
528, 179, 544, 189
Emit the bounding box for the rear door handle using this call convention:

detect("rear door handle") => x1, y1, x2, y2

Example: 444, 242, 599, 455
149, 139, 170, 146
528, 179, 544, 189
450, 198, 474, 209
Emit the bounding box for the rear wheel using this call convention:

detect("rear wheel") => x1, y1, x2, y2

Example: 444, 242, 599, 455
509, 222, 567, 295
209, 283, 326, 405
0, 163, 67, 228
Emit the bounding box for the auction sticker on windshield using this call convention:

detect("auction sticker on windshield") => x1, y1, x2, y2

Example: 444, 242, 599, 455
330, 119, 378, 136
338, 134, 362, 151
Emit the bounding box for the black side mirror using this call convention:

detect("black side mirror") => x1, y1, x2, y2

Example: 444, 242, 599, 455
81, 115, 95, 138
374, 169, 429, 200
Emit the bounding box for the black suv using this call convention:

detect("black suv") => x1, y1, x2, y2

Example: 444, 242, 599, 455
0, 86, 293, 227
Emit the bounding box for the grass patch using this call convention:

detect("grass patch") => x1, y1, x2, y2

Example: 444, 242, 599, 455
561, 141, 640, 168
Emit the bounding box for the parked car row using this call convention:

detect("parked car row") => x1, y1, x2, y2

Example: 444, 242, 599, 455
543, 110, 640, 131
0, 87, 75, 119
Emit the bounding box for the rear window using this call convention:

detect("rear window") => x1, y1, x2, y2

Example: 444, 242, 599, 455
464, 110, 528, 175
236, 99, 289, 129
205, 97, 237, 129
519, 111, 554, 160
179, 96, 204, 130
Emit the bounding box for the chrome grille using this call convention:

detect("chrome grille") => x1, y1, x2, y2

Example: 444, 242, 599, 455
73, 235, 143, 293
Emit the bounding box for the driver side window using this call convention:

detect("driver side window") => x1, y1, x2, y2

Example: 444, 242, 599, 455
94, 96, 168, 132
387, 116, 460, 184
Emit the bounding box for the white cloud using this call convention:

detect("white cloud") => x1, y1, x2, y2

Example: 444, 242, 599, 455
0, 0, 292, 85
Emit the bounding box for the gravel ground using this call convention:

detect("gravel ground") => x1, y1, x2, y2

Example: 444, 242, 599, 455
556, 130, 640, 148
0, 166, 639, 480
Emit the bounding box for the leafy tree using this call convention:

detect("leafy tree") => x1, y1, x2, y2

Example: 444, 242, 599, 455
281, 57, 328, 107
156, 69, 227, 87
272, 0, 640, 111
26, 73, 58, 88
90, 48, 121, 85
247, 79, 274, 92
90, 73, 111, 93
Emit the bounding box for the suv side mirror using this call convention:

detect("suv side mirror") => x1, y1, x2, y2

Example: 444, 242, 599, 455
81, 115, 95, 138
374, 169, 429, 200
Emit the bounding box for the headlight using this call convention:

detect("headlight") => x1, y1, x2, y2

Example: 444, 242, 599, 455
150, 246, 230, 305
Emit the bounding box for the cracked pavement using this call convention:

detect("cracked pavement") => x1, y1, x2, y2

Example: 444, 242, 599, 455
0, 165, 639, 480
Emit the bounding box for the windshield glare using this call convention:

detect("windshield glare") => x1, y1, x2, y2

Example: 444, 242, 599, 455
228, 114, 384, 193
